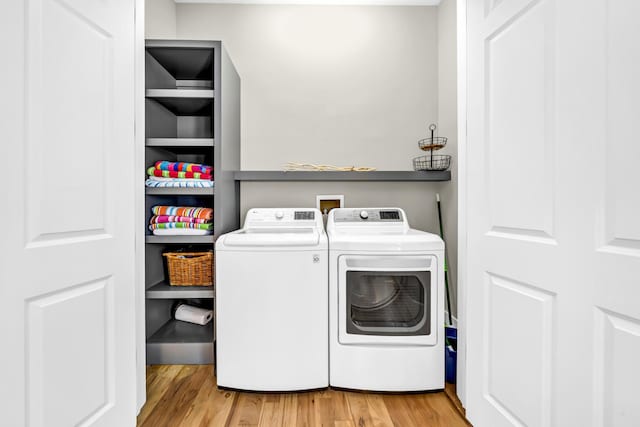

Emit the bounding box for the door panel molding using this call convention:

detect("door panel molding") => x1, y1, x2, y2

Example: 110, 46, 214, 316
593, 307, 640, 426
484, 0, 556, 240
25, 277, 115, 427
601, 0, 640, 256
483, 273, 554, 427
24, 0, 114, 246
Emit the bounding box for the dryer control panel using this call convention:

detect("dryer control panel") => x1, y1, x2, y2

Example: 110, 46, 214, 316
333, 208, 404, 223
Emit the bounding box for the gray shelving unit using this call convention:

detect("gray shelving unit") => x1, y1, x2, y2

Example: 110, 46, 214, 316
144, 40, 240, 365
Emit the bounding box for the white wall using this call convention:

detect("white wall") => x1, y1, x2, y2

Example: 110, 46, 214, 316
146, 0, 176, 38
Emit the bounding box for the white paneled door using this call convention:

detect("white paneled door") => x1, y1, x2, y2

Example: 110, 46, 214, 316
465, 0, 640, 426
0, 0, 136, 426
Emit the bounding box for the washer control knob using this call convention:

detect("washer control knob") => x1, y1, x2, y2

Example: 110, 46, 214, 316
359, 210, 369, 220
275, 211, 284, 219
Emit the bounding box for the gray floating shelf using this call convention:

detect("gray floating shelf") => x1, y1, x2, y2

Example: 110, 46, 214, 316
145, 187, 215, 196
146, 281, 214, 299
146, 138, 214, 147
145, 235, 215, 244
233, 170, 451, 182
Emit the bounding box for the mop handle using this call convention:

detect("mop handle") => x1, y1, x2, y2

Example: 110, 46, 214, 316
436, 193, 453, 325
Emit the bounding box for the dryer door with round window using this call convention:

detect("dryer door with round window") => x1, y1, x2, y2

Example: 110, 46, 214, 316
338, 255, 438, 346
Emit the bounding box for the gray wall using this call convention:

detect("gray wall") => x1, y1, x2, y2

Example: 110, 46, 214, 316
149, 2, 458, 315
146, 0, 176, 38
176, 4, 438, 171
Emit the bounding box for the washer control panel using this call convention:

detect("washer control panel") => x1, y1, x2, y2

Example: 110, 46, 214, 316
333, 209, 403, 223
294, 211, 315, 220
244, 208, 322, 229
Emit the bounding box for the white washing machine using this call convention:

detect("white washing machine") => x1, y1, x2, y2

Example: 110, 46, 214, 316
327, 208, 444, 391
215, 208, 328, 391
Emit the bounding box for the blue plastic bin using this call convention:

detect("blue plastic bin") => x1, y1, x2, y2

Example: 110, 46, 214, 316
445, 326, 457, 384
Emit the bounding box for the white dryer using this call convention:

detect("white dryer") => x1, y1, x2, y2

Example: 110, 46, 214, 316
215, 208, 328, 391
327, 208, 444, 391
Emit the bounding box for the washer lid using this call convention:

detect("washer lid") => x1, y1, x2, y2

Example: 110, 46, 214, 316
222, 227, 320, 247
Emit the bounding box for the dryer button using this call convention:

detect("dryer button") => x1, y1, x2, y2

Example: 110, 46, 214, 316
359, 210, 369, 220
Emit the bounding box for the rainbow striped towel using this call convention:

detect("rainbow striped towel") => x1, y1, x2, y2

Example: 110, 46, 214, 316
150, 215, 210, 224
155, 161, 212, 175
147, 167, 212, 180
148, 176, 211, 183
152, 228, 212, 236
145, 179, 214, 188
151, 206, 213, 220
149, 222, 213, 231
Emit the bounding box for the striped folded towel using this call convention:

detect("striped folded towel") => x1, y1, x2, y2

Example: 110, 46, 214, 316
145, 179, 214, 188
147, 176, 212, 183
151, 206, 213, 220
155, 161, 213, 175
149, 222, 213, 231
147, 167, 212, 180
150, 215, 211, 224
152, 228, 212, 236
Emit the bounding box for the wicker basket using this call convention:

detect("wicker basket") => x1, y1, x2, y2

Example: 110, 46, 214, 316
163, 251, 214, 286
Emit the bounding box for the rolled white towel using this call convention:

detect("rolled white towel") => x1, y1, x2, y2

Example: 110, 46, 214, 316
174, 303, 213, 326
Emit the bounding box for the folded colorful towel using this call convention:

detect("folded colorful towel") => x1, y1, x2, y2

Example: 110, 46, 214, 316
147, 176, 212, 183
145, 179, 214, 188
149, 222, 213, 231
152, 228, 212, 236
151, 206, 213, 220
147, 167, 212, 180
155, 161, 213, 175
150, 215, 210, 224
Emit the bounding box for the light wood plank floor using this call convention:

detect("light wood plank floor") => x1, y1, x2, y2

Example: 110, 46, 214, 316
138, 365, 470, 427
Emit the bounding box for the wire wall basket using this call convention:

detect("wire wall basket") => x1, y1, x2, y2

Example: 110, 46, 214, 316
413, 123, 451, 172
413, 154, 451, 171
418, 124, 448, 151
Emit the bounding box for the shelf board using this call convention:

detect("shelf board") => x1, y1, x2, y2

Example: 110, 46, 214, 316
145, 88, 214, 98
145, 235, 215, 244
145, 187, 215, 196
146, 341, 213, 365
146, 319, 214, 364
146, 281, 214, 299
146, 90, 214, 115
148, 319, 213, 344
233, 170, 451, 182
146, 138, 214, 147
176, 80, 213, 89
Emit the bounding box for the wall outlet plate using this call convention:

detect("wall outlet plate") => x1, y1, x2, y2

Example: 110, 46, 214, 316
316, 195, 344, 215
